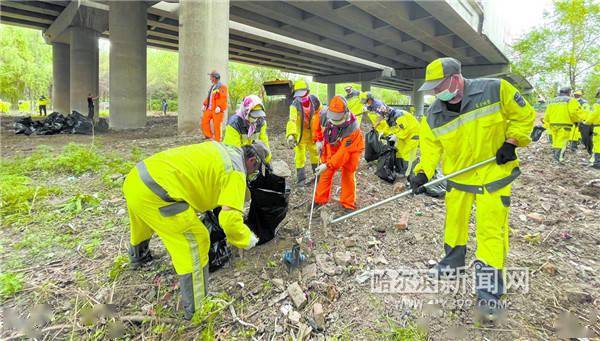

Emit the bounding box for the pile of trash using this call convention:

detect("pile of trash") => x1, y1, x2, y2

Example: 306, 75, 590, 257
14, 111, 109, 136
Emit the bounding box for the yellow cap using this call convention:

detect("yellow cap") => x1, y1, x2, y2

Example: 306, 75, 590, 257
293, 79, 310, 97
418, 57, 462, 92
573, 89, 583, 96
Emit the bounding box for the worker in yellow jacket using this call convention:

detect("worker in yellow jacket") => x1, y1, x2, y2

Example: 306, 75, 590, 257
223, 95, 271, 163
123, 141, 268, 319
359, 92, 388, 133
543, 87, 585, 162
381, 107, 420, 177
588, 88, 600, 169
344, 85, 365, 125
410, 57, 535, 321
286, 80, 322, 185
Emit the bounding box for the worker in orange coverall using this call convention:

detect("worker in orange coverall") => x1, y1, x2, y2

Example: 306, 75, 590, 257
201, 70, 228, 141
313, 95, 365, 211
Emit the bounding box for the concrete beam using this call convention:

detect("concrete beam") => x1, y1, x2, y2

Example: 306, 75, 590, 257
52, 42, 70, 114
394, 64, 510, 79
109, 1, 148, 130
361, 82, 371, 92
43, 0, 80, 43
178, 0, 229, 135
314, 69, 394, 84
412, 79, 425, 118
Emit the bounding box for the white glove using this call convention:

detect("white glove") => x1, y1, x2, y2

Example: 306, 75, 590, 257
388, 134, 397, 143
287, 136, 297, 149
202, 105, 207, 111
316, 141, 323, 155
315, 164, 328, 175
244, 232, 259, 250
215, 106, 221, 114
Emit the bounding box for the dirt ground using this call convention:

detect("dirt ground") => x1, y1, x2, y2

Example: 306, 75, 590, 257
1, 113, 599, 340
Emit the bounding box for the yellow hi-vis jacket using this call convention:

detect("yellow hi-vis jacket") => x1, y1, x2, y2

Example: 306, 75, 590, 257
286, 94, 322, 144
346, 90, 365, 119
415, 78, 535, 192
383, 109, 420, 160
588, 99, 600, 154
543, 95, 585, 127
223, 115, 272, 162
38, 97, 48, 105
578, 98, 591, 123
132, 142, 254, 249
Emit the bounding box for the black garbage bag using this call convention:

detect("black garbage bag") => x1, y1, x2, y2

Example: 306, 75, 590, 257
246, 169, 290, 245
579, 123, 593, 155
36, 112, 67, 135
375, 145, 397, 183
530, 125, 546, 142
14, 117, 35, 135
67, 111, 94, 134
201, 208, 233, 273
95, 118, 109, 133
365, 129, 384, 162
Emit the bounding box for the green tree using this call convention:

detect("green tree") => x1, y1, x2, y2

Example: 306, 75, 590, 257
511, 0, 599, 100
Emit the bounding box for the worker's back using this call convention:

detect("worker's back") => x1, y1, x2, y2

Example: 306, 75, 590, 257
544, 95, 582, 124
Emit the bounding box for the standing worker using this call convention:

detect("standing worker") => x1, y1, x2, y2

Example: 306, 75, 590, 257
573, 89, 593, 156
409, 57, 535, 320
313, 95, 365, 211
543, 87, 585, 163
344, 85, 365, 125
38, 95, 48, 116
223, 95, 272, 163
123, 141, 267, 319
87, 93, 99, 120
161, 98, 168, 116
588, 88, 600, 169
286, 79, 322, 185
202, 71, 228, 141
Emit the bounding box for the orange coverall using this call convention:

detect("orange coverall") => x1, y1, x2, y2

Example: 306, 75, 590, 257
202, 83, 228, 141
313, 115, 365, 209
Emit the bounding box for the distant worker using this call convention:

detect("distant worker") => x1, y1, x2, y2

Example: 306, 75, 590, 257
359, 92, 388, 133
124, 141, 266, 319
344, 85, 365, 125
381, 106, 420, 177
313, 95, 365, 211
38, 95, 48, 116
286, 79, 322, 185
224, 95, 272, 163
588, 89, 600, 169
574, 89, 593, 155
543, 87, 585, 162
410, 57, 535, 321
87, 93, 98, 120
202, 70, 228, 141
162, 99, 168, 116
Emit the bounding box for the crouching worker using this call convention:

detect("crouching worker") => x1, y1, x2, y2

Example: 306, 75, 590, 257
382, 107, 420, 177
224, 95, 272, 163
314, 95, 365, 211
123, 141, 268, 319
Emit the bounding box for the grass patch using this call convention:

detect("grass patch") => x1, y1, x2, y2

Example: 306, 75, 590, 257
108, 255, 129, 282
376, 317, 428, 340
0, 272, 24, 301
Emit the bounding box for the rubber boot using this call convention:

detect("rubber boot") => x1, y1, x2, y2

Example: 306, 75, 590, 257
428, 244, 466, 280
552, 148, 562, 162
180, 266, 209, 320
569, 141, 578, 151
593, 153, 600, 170
474, 261, 506, 324
296, 168, 307, 186
395, 158, 408, 177
311, 163, 318, 174
128, 239, 152, 269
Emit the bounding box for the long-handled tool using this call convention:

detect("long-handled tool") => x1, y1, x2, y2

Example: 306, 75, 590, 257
305, 163, 320, 252
328, 157, 497, 225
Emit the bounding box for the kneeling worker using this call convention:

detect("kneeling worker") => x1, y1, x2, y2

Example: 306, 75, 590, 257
123, 141, 268, 319
224, 95, 272, 162
314, 95, 365, 211
382, 106, 420, 177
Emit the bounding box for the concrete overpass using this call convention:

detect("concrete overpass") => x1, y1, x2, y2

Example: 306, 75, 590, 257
0, 0, 531, 132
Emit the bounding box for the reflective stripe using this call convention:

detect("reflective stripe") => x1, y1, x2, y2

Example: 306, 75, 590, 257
213, 141, 246, 173
159, 201, 190, 217
136, 161, 175, 202
432, 102, 500, 138
411, 135, 420, 140
184, 231, 206, 310
550, 123, 574, 128
447, 167, 521, 194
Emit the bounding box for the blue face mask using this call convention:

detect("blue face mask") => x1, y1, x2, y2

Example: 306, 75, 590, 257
436, 88, 457, 102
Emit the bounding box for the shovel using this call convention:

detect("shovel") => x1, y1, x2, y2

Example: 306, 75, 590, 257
326, 157, 497, 225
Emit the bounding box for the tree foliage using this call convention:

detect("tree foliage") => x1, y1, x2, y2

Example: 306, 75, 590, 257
511, 0, 600, 101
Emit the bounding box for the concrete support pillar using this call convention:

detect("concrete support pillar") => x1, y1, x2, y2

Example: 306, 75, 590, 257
69, 26, 99, 116
327, 83, 336, 102
412, 79, 425, 118
361, 81, 371, 92
52, 43, 70, 114
109, 2, 147, 129
178, 0, 230, 134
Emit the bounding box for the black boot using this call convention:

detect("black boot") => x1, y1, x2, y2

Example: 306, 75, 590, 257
128, 239, 152, 269
474, 261, 506, 324
593, 153, 600, 169
428, 244, 467, 280
296, 168, 307, 186
395, 158, 408, 177
552, 148, 562, 162
569, 141, 578, 151
180, 267, 209, 320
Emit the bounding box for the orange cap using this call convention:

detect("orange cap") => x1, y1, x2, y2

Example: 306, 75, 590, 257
326, 95, 348, 121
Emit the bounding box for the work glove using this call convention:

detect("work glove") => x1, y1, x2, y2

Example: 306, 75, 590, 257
387, 134, 397, 143
202, 105, 207, 112
315, 164, 328, 175
244, 232, 259, 250
409, 172, 428, 195
287, 135, 297, 149
316, 141, 323, 155
496, 142, 517, 165
215, 106, 221, 114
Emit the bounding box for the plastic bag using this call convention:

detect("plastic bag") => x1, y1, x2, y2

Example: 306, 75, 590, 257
201, 208, 232, 273
530, 125, 546, 142
375, 145, 397, 183
246, 169, 290, 245
364, 129, 384, 162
